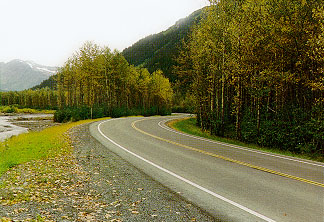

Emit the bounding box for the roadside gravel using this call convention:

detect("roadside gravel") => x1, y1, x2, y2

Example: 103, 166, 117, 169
0, 121, 217, 221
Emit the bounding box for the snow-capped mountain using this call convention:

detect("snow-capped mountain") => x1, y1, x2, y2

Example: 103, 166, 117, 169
0, 59, 57, 91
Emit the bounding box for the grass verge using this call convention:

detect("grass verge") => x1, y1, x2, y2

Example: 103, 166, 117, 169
0, 118, 108, 176
168, 117, 323, 162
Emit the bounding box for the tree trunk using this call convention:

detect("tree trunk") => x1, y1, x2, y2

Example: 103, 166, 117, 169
221, 71, 225, 136
236, 77, 242, 140
257, 97, 261, 137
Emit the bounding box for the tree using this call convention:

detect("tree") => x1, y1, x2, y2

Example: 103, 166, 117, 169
176, 0, 324, 155
55, 42, 173, 119
149, 70, 173, 111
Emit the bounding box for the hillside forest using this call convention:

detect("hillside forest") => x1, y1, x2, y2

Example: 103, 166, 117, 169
0, 0, 323, 158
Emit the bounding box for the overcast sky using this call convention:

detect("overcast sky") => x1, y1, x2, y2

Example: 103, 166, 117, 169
0, 0, 209, 67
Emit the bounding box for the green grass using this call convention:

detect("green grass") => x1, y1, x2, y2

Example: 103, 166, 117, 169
0, 118, 108, 176
168, 117, 322, 162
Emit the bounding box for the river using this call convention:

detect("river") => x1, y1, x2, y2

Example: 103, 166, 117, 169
0, 114, 53, 141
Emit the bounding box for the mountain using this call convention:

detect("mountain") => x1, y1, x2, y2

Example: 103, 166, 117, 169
122, 8, 204, 82
0, 59, 57, 91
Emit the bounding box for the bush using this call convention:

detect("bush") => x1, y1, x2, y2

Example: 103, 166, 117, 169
1, 106, 18, 113
238, 105, 324, 158
110, 107, 129, 118
18, 108, 38, 114
54, 106, 93, 122
172, 106, 189, 113
54, 109, 70, 123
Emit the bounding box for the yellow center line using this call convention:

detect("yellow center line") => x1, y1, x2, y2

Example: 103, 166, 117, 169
132, 118, 324, 188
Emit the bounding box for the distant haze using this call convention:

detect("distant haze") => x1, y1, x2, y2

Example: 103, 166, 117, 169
0, 0, 209, 67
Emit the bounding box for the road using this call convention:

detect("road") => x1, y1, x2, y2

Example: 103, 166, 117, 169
90, 115, 324, 222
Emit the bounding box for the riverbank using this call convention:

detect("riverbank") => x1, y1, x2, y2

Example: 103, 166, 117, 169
0, 117, 84, 176
0, 114, 59, 141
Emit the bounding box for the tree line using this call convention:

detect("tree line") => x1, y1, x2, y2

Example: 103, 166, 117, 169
55, 42, 172, 121
0, 42, 173, 121
1, 88, 58, 110
175, 0, 324, 157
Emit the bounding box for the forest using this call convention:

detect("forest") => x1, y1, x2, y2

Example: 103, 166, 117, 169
1, 0, 323, 157
1, 42, 173, 121
175, 0, 324, 156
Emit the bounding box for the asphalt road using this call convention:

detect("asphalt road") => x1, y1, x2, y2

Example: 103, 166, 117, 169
90, 115, 324, 222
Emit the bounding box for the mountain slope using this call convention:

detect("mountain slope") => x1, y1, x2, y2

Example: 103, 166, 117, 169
0, 60, 57, 91
122, 8, 204, 82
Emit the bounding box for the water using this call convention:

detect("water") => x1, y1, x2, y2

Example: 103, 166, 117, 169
0, 114, 52, 141
0, 116, 28, 141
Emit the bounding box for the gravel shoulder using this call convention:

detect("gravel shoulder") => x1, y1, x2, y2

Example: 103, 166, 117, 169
0, 121, 216, 221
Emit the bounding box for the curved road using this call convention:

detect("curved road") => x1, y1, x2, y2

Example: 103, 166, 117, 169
90, 115, 324, 222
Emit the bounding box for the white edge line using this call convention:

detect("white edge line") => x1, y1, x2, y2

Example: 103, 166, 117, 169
158, 119, 324, 168
97, 119, 276, 222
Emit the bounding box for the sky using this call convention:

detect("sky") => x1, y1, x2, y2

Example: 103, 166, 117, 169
0, 0, 209, 67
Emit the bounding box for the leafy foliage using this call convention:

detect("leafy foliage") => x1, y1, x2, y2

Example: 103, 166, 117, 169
55, 42, 173, 122
176, 0, 324, 157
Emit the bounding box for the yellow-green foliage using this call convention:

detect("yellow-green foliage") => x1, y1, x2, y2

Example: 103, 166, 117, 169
16, 108, 55, 114
0, 118, 108, 176
0, 106, 17, 113
57, 42, 173, 112
0, 106, 55, 114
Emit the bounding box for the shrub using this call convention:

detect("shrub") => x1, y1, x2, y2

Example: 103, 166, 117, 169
1, 106, 18, 113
